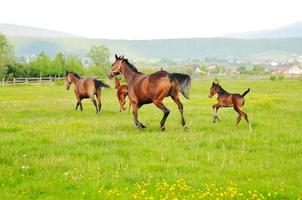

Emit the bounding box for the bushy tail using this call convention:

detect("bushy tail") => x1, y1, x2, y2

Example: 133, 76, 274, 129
171, 73, 191, 99
94, 79, 110, 89
242, 88, 250, 97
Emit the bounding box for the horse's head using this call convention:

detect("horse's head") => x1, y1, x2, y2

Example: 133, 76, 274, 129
209, 81, 219, 98
108, 54, 124, 79
114, 77, 121, 89
65, 71, 72, 90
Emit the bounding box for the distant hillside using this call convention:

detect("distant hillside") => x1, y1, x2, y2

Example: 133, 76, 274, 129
0, 24, 80, 38
7, 36, 302, 59
3, 23, 302, 59
224, 21, 302, 39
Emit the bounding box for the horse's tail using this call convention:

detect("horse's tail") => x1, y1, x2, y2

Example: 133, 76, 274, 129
94, 79, 110, 89
171, 73, 191, 99
242, 88, 250, 97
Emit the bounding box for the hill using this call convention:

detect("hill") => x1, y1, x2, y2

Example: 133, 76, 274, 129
0, 24, 80, 38
224, 21, 302, 39
7, 36, 302, 59
3, 23, 302, 59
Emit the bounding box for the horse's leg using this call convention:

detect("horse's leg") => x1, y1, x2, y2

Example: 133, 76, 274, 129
234, 106, 251, 131
171, 95, 187, 129
121, 94, 126, 111
132, 103, 146, 128
128, 99, 132, 113
154, 101, 170, 131
118, 93, 126, 111
212, 104, 220, 123
76, 96, 82, 111
90, 96, 98, 114
79, 100, 83, 111
96, 91, 102, 113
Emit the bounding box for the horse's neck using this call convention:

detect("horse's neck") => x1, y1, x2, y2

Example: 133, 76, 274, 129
71, 76, 81, 84
121, 64, 144, 85
218, 86, 229, 95
115, 80, 121, 88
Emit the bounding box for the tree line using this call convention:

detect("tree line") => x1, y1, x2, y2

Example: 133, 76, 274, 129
0, 33, 110, 80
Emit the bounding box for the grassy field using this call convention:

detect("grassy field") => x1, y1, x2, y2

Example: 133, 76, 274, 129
0, 79, 301, 199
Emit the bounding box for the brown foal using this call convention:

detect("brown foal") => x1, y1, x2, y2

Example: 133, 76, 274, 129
114, 77, 130, 112
108, 55, 191, 131
208, 82, 251, 131
65, 71, 109, 114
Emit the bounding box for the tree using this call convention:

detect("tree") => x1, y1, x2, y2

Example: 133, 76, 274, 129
66, 54, 84, 74
0, 33, 14, 79
53, 52, 66, 76
87, 45, 110, 66
34, 51, 52, 77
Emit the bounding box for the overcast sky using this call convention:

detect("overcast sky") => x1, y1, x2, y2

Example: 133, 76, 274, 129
1, 0, 302, 39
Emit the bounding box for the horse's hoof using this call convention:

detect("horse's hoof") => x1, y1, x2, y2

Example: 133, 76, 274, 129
137, 124, 146, 129
160, 126, 165, 131
183, 126, 189, 131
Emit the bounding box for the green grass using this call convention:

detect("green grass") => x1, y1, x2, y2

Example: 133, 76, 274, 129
0, 79, 301, 199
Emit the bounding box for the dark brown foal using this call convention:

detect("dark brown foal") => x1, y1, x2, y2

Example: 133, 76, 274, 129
114, 77, 130, 112
208, 82, 251, 131
65, 71, 109, 114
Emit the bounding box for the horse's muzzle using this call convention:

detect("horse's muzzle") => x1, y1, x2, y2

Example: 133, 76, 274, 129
108, 73, 114, 79
65, 84, 70, 90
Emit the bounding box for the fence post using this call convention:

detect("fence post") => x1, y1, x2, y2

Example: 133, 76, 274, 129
2, 78, 4, 86
13, 78, 16, 85
26, 78, 28, 84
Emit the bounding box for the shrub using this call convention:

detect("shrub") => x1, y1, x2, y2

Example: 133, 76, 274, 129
270, 75, 276, 81
278, 74, 284, 80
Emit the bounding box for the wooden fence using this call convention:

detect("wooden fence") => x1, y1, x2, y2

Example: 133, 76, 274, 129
1, 76, 108, 86
1, 77, 64, 86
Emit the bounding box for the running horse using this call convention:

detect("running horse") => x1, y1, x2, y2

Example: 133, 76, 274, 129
65, 71, 109, 114
114, 77, 130, 112
108, 55, 191, 130
208, 82, 251, 131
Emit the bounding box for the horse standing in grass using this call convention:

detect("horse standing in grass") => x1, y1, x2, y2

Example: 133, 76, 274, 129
208, 82, 251, 130
65, 71, 109, 114
108, 55, 191, 131
114, 77, 130, 112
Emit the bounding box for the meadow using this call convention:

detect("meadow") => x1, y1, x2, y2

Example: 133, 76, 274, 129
0, 78, 301, 199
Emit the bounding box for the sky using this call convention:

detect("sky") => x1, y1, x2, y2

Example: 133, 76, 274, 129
1, 0, 302, 39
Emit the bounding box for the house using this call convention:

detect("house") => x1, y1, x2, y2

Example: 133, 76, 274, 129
288, 66, 302, 75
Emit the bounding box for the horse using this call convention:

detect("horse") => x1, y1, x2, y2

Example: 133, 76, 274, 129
108, 55, 191, 131
114, 77, 130, 112
208, 82, 251, 131
65, 71, 109, 114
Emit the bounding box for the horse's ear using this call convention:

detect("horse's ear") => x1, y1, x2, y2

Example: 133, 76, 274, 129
212, 81, 215, 86
115, 54, 118, 60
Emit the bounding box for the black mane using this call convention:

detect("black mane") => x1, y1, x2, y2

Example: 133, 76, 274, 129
70, 72, 81, 79
217, 85, 229, 95
124, 59, 141, 73
116, 55, 143, 74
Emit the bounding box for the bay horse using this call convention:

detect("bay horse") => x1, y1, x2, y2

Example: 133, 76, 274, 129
65, 71, 109, 114
108, 55, 191, 131
114, 77, 130, 112
208, 82, 251, 131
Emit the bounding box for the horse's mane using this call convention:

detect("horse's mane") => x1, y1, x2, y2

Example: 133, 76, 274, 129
70, 72, 81, 79
217, 84, 229, 95
123, 59, 143, 74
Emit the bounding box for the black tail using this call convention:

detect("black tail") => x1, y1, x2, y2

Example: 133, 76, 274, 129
242, 88, 250, 97
171, 73, 191, 99
94, 79, 110, 89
